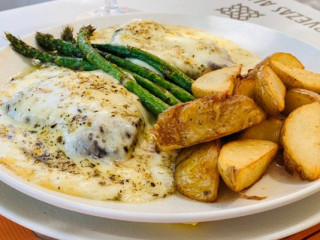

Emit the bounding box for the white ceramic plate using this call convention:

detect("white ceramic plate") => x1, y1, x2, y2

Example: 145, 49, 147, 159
1, 13, 320, 223
2, 180, 320, 240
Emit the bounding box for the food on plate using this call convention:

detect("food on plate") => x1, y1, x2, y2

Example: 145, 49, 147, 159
61, 25, 76, 42
218, 139, 278, 192
36, 34, 195, 102
233, 75, 256, 99
268, 52, 304, 69
93, 19, 234, 79
233, 52, 304, 101
91, 20, 260, 74
0, 65, 177, 202
255, 64, 286, 115
281, 102, 320, 181
5, 33, 97, 71
7, 31, 172, 116
239, 118, 283, 144
94, 43, 195, 92
175, 141, 220, 202
191, 65, 241, 98
152, 95, 266, 151
35, 31, 195, 102
2, 19, 260, 203
78, 25, 174, 114
3, 18, 320, 204
270, 61, 320, 93
283, 88, 320, 115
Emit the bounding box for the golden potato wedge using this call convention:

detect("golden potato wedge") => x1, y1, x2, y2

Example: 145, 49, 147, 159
283, 88, 320, 115
192, 65, 241, 98
281, 102, 320, 181
175, 141, 220, 202
234, 53, 302, 101
238, 53, 302, 98
242, 52, 302, 80
218, 139, 278, 192
255, 64, 286, 116
239, 118, 283, 144
233, 76, 256, 99
152, 95, 266, 151
270, 61, 320, 93
268, 52, 304, 69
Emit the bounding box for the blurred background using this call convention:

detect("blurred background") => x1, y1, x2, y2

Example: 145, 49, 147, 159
0, 0, 52, 11
0, 0, 320, 11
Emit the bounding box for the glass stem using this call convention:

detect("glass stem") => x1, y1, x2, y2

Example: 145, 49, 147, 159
105, 0, 119, 10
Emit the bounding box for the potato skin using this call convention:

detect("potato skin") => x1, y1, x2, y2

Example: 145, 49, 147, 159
270, 61, 320, 93
268, 52, 304, 69
239, 118, 284, 144
281, 102, 320, 181
255, 65, 286, 116
233, 77, 256, 99
283, 88, 320, 115
174, 141, 220, 202
152, 95, 266, 151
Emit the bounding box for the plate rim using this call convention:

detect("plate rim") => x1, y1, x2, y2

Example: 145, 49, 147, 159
1, 179, 320, 240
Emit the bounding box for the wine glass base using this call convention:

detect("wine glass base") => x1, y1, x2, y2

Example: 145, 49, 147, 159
75, 6, 138, 20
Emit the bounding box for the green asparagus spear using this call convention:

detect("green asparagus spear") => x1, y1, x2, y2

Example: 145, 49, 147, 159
99, 52, 194, 102
5, 32, 97, 71
61, 25, 76, 42
36, 30, 195, 93
6, 32, 175, 109
77, 26, 169, 115
36, 32, 83, 58
35, 34, 194, 102
94, 44, 194, 92
129, 71, 181, 105
53, 57, 97, 71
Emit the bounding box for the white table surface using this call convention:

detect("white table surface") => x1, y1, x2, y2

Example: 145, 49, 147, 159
1, 0, 320, 239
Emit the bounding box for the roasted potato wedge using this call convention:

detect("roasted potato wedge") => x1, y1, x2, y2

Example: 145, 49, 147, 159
153, 95, 266, 151
268, 52, 304, 69
218, 139, 278, 192
175, 141, 220, 202
255, 64, 286, 116
281, 102, 320, 181
239, 118, 283, 144
233, 76, 256, 99
234, 52, 302, 101
270, 61, 320, 93
192, 65, 241, 98
283, 88, 320, 115
244, 52, 303, 80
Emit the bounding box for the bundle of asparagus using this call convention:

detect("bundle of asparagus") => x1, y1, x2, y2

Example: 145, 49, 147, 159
5, 25, 195, 116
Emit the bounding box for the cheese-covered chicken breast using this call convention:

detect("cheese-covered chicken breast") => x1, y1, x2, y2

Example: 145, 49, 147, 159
0, 65, 175, 202
110, 19, 233, 78
91, 19, 259, 76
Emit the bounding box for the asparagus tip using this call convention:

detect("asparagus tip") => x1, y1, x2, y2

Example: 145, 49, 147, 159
80, 25, 96, 35
4, 32, 18, 46
61, 25, 75, 42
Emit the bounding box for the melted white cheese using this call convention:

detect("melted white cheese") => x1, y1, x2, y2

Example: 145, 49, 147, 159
0, 65, 175, 202
109, 19, 233, 78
